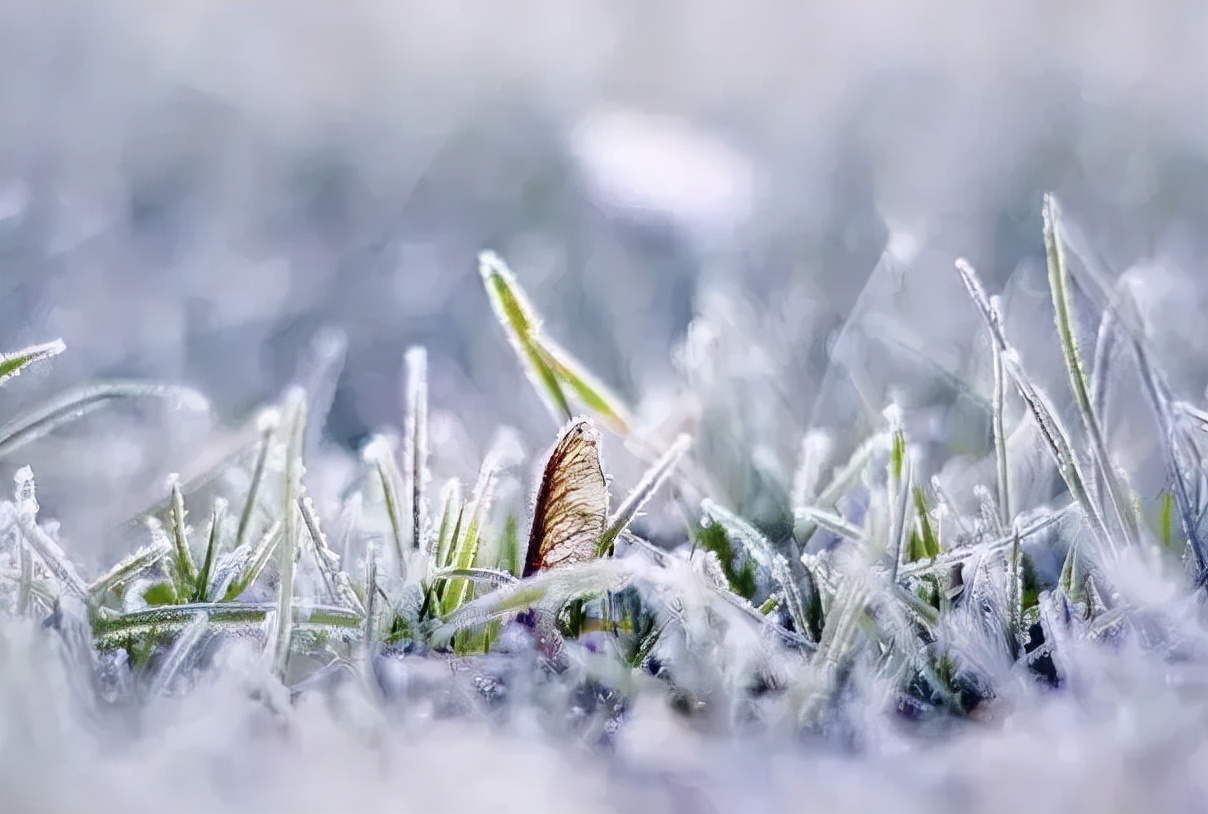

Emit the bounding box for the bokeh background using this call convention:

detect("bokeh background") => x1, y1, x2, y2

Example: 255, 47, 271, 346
2, 0, 1208, 563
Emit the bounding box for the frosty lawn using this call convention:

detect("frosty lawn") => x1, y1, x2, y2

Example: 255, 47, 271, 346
2, 196, 1207, 812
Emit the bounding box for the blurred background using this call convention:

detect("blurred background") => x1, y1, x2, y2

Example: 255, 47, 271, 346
2, 0, 1208, 562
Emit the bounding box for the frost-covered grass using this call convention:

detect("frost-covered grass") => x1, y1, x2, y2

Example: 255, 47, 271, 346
4, 196, 1208, 812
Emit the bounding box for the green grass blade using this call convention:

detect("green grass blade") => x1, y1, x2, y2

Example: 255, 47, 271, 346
0, 339, 65, 388
480, 251, 573, 425
701, 500, 810, 640
1159, 490, 1176, 551
193, 499, 226, 603
1043, 193, 1138, 547
169, 482, 198, 597
912, 487, 941, 561
440, 458, 497, 616
433, 479, 463, 571
221, 521, 282, 601
533, 340, 632, 435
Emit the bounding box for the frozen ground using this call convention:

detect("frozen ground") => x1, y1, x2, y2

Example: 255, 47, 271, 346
3, 2, 1208, 812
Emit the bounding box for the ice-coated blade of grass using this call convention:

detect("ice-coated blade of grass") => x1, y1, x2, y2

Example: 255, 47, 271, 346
900, 502, 1078, 578
480, 250, 572, 425
440, 456, 498, 617
429, 567, 518, 588
1159, 490, 1176, 550
271, 388, 308, 680
887, 420, 913, 580
909, 487, 941, 563
499, 512, 521, 577
433, 478, 463, 571
236, 411, 278, 550
298, 496, 363, 614
295, 327, 347, 458
991, 341, 1011, 532
701, 499, 810, 640
432, 558, 633, 645
88, 541, 170, 599
404, 346, 431, 556
791, 430, 834, 509
0, 339, 65, 388
362, 435, 407, 578
168, 481, 198, 598
1043, 194, 1138, 547
794, 431, 888, 544
794, 507, 864, 543
479, 251, 631, 434
148, 612, 209, 699
596, 433, 692, 557
16, 536, 33, 615
218, 520, 282, 601
1131, 339, 1208, 577
363, 543, 378, 676
955, 259, 1116, 563
12, 466, 87, 599
1048, 204, 1208, 574
193, 499, 226, 603
532, 339, 632, 436
815, 572, 873, 669
91, 602, 362, 649
1090, 304, 1119, 435
0, 381, 209, 460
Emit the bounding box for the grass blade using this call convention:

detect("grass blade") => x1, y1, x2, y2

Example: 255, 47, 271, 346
13, 466, 87, 599
596, 433, 691, 557
405, 347, 431, 556
701, 500, 810, 641
89, 542, 171, 599
298, 495, 364, 614
362, 435, 407, 579
193, 499, 226, 603
236, 412, 278, 550
168, 481, 198, 597
533, 340, 632, 435
148, 612, 209, 698
1043, 194, 1138, 547
991, 341, 1011, 532
480, 251, 573, 425
0, 339, 65, 388
271, 389, 308, 680
479, 251, 632, 434
433, 479, 463, 571
955, 259, 1116, 564
219, 520, 282, 601
363, 543, 378, 678
0, 381, 209, 460
440, 456, 498, 617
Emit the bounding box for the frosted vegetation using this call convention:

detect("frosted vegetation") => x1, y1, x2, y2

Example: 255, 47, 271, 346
4, 199, 1208, 811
